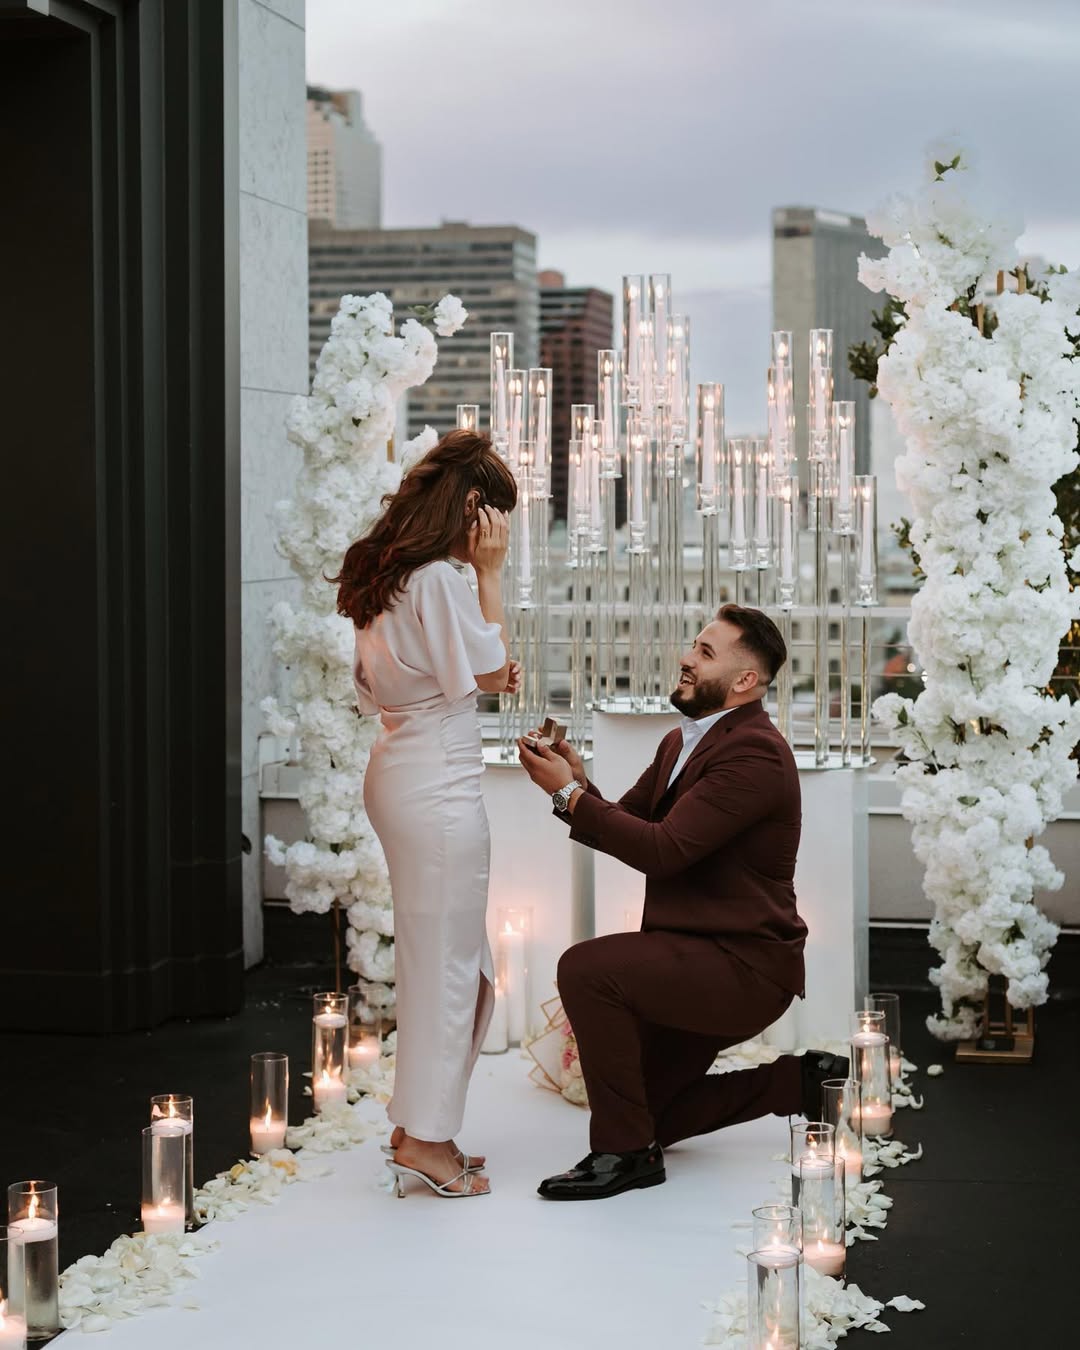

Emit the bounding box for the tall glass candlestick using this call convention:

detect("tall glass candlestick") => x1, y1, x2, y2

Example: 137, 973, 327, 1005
668, 314, 690, 441
746, 1248, 800, 1350
622, 275, 646, 407
0, 1228, 28, 1349
751, 1203, 801, 1258
727, 438, 752, 571
150, 1094, 194, 1226
832, 401, 855, 532
527, 368, 552, 498
808, 328, 833, 460
770, 330, 794, 475
866, 992, 903, 1085
141, 1126, 186, 1236
7, 1183, 58, 1342
789, 1121, 835, 1210
250, 1052, 289, 1154
489, 332, 514, 450
752, 437, 771, 568
799, 1156, 847, 1279
855, 475, 878, 606
649, 274, 671, 407
822, 1078, 863, 1181
506, 369, 525, 471
851, 1010, 892, 1136
312, 992, 348, 1113
597, 349, 622, 477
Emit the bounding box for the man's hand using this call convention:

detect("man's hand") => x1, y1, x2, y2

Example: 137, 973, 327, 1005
551, 737, 585, 785
516, 738, 575, 795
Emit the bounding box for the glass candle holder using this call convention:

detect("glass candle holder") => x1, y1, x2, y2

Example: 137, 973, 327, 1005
496, 907, 532, 1045
867, 992, 903, 1084
667, 314, 690, 440
751, 437, 772, 567
7, 1183, 58, 1341
808, 328, 834, 458
346, 984, 383, 1078
648, 274, 671, 408
832, 401, 856, 532
746, 1248, 800, 1350
621, 275, 646, 407
570, 402, 595, 452
727, 438, 753, 570
489, 332, 514, 446
626, 413, 650, 552
774, 470, 799, 608
752, 1203, 801, 1258
527, 368, 553, 497
312, 992, 348, 1113
596, 350, 621, 477
798, 1157, 847, 1280
851, 1010, 892, 1136
789, 1122, 834, 1210
456, 403, 479, 433
506, 368, 526, 470
855, 475, 878, 606
250, 1052, 289, 1155
1, 1227, 28, 1348
141, 1126, 186, 1236
768, 331, 795, 474
150, 1094, 194, 1226
695, 383, 724, 515
480, 978, 509, 1054
822, 1078, 863, 1181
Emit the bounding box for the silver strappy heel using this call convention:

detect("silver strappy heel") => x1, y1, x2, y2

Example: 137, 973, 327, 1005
386, 1159, 490, 1198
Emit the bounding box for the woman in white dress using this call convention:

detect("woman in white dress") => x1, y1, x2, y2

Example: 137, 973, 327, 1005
333, 430, 519, 1198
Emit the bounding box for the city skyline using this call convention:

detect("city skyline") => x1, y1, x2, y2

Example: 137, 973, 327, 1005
305, 0, 1079, 430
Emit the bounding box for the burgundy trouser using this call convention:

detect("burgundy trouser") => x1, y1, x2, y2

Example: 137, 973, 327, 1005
558, 931, 803, 1153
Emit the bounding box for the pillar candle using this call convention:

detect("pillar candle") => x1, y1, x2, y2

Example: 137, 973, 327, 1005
804, 1238, 846, 1278
140, 1203, 185, 1236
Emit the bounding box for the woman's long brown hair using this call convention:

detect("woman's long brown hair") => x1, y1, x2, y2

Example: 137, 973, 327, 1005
333, 429, 518, 628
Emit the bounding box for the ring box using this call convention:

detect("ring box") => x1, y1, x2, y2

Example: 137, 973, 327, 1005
523, 716, 567, 751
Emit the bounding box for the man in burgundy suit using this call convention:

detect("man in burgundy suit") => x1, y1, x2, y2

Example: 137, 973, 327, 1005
517, 604, 847, 1200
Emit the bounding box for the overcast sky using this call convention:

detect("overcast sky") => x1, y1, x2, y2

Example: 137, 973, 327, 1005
306, 0, 1080, 427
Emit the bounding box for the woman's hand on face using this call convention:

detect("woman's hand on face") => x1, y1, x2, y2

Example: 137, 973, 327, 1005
469, 505, 510, 574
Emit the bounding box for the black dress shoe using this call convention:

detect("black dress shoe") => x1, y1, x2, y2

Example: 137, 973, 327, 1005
799, 1050, 851, 1120
537, 1144, 666, 1201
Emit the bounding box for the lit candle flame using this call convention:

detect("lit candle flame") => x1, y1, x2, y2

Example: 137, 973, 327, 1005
28, 1192, 39, 1221
264, 1103, 273, 1128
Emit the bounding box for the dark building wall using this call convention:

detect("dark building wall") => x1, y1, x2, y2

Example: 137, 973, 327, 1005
539, 285, 614, 520
0, 0, 243, 1032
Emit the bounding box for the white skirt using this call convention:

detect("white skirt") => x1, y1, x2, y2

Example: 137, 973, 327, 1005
364, 693, 495, 1141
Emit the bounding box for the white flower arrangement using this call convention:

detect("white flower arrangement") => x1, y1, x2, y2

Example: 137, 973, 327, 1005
862, 142, 1080, 1039
264, 291, 468, 1008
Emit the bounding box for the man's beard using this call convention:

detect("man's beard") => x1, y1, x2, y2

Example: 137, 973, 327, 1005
669, 672, 731, 718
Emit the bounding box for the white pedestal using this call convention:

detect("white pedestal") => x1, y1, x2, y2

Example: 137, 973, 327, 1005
590, 711, 869, 1047
481, 752, 594, 1037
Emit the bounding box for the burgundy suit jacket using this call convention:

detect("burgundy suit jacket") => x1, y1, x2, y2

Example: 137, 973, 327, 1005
567, 700, 807, 997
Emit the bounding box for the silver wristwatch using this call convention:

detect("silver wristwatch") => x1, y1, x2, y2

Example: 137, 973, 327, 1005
552, 780, 584, 813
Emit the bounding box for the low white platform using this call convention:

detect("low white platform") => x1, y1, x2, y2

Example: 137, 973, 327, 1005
57, 1055, 787, 1349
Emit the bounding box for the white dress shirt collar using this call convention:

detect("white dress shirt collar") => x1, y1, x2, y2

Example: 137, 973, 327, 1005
667, 706, 734, 788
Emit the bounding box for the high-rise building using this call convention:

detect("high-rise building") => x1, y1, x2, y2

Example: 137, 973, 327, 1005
538, 270, 614, 520
307, 87, 381, 229
308, 221, 539, 440
772, 206, 887, 476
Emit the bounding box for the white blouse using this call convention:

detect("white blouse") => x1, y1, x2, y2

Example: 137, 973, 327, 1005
353, 560, 505, 713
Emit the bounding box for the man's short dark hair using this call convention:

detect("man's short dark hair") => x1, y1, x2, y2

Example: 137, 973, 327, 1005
715, 604, 787, 685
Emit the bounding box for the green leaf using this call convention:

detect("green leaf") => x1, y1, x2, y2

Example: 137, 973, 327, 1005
957, 796, 979, 807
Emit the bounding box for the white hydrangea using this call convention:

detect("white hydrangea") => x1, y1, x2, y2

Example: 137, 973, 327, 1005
265, 293, 467, 1002
865, 145, 1080, 1037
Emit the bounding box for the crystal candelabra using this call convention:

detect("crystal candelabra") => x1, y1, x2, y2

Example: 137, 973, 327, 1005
488, 295, 879, 764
